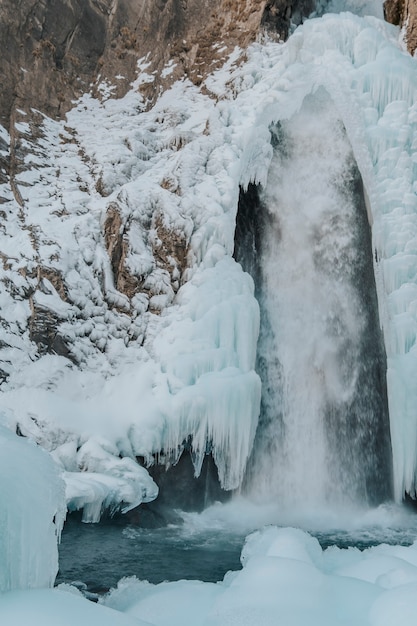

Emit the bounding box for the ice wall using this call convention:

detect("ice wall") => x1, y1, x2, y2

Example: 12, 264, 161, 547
0, 424, 65, 591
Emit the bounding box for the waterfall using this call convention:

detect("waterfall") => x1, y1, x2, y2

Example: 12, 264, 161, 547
237, 87, 392, 509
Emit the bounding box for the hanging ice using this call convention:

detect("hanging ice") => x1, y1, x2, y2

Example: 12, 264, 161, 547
0, 424, 65, 591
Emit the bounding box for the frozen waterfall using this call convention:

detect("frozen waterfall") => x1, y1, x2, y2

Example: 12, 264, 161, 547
0, 10, 417, 518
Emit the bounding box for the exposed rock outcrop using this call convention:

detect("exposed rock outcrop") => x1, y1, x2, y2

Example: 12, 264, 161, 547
384, 0, 417, 54
0, 0, 315, 127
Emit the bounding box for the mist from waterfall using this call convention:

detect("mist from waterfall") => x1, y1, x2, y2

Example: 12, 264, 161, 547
241, 88, 392, 511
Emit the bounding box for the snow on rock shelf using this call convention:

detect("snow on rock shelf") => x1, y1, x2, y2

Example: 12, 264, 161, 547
0, 9, 416, 515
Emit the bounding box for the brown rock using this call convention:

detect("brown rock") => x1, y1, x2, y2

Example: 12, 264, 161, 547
151, 212, 189, 293
384, 0, 417, 55
103, 202, 144, 303
384, 0, 405, 25
0, 0, 315, 129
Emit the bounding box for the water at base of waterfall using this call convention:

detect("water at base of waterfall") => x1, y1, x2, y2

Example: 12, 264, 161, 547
57, 502, 417, 596
56, 515, 244, 594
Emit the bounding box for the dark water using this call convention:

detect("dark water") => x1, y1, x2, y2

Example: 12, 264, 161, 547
57, 509, 417, 596
56, 515, 244, 593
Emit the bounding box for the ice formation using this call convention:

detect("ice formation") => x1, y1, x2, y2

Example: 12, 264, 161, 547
0, 80, 262, 515
0, 5, 416, 516
0, 424, 65, 592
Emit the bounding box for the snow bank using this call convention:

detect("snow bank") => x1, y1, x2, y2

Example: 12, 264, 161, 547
0, 588, 150, 626
0, 425, 65, 591
97, 526, 417, 626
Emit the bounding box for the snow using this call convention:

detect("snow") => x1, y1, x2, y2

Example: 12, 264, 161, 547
62, 454, 159, 523
0, 588, 151, 626
0, 62, 264, 514
0, 425, 65, 592
102, 578, 222, 626
2, 521, 417, 625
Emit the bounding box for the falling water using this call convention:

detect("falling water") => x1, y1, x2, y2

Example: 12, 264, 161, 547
238, 88, 392, 510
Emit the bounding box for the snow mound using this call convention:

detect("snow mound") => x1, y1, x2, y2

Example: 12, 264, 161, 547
0, 588, 151, 626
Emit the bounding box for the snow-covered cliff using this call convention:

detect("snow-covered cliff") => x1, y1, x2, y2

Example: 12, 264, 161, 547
0, 0, 416, 523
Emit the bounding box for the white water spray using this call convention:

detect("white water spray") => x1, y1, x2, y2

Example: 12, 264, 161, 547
244, 88, 391, 510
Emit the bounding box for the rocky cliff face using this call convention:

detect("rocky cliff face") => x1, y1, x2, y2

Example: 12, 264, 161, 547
384, 0, 417, 54
0, 0, 315, 126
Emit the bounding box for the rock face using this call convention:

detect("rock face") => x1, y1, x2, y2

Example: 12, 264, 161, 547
0, 0, 315, 128
384, 0, 417, 54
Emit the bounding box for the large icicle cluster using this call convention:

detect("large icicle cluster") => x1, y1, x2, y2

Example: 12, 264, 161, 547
0, 8, 416, 514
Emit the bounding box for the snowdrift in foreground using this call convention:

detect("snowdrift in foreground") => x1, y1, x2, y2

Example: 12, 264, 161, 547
2, 526, 417, 625
0, 8, 417, 514
0, 588, 150, 626
97, 525, 417, 626
0, 425, 65, 592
